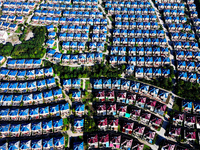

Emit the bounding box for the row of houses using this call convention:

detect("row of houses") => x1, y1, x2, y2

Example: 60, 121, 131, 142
46, 50, 103, 65
35, 10, 103, 18
0, 88, 63, 106
114, 14, 157, 22
127, 66, 170, 78
167, 23, 192, 33
113, 29, 165, 38
107, 8, 156, 15
162, 9, 185, 17
32, 16, 108, 25
0, 103, 69, 121
3, 2, 36, 9
112, 37, 167, 47
0, 77, 56, 92
86, 132, 144, 150
172, 112, 200, 129
104, 1, 151, 8
171, 32, 195, 41
0, 68, 53, 80
115, 21, 159, 30
178, 71, 200, 82
0, 22, 17, 31
0, 136, 65, 149
182, 100, 200, 114
0, 118, 63, 138
39, 3, 98, 11
44, 0, 71, 4
176, 50, 200, 61
6, 59, 42, 69
2, 8, 30, 16
109, 56, 170, 66
94, 91, 167, 115
177, 60, 200, 71
164, 16, 187, 24
109, 46, 169, 56
173, 41, 198, 51
157, 3, 185, 10
92, 78, 169, 102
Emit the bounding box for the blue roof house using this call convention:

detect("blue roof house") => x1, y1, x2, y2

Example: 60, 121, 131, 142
2, 94, 12, 106
39, 106, 49, 118
153, 68, 162, 77
72, 90, 81, 101
135, 67, 144, 78
149, 86, 159, 98
60, 103, 69, 117
53, 88, 63, 100
144, 67, 153, 78
7, 59, 16, 69
20, 123, 31, 136
35, 68, 44, 78
46, 39, 55, 48
20, 140, 31, 150
43, 90, 54, 103
109, 56, 118, 64
8, 141, 20, 150
139, 84, 150, 94
42, 120, 53, 134
126, 65, 134, 75
43, 138, 53, 149
0, 108, 9, 121
178, 71, 187, 80
50, 104, 60, 116
31, 139, 42, 150
9, 124, 20, 137
23, 94, 33, 106
72, 78, 81, 89
145, 57, 153, 67
158, 90, 169, 102
29, 107, 39, 119
136, 56, 145, 66
121, 79, 130, 90
19, 108, 29, 121
187, 72, 197, 82
33, 92, 43, 104
12, 95, 22, 106
24, 59, 33, 69
8, 82, 18, 93
31, 122, 42, 136
93, 78, 102, 89
8, 70, 18, 80
162, 69, 170, 77
27, 81, 37, 92
177, 61, 186, 70
54, 137, 65, 149
0, 124, 10, 137
44, 67, 53, 77
63, 79, 71, 89
46, 77, 56, 88
53, 118, 63, 132
74, 118, 84, 132
37, 79, 46, 90
0, 142, 7, 150
182, 101, 193, 113
0, 68, 9, 78
0, 82, 9, 92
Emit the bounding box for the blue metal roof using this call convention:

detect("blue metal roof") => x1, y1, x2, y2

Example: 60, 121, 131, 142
50, 104, 59, 113
23, 94, 33, 102
33, 92, 42, 101
53, 118, 63, 128
43, 90, 53, 98
74, 118, 84, 127
29, 107, 39, 115
39, 106, 49, 115
19, 108, 29, 116
20, 140, 31, 150
3, 94, 13, 102
31, 122, 41, 131
54, 137, 65, 147
9, 141, 19, 150
10, 124, 20, 132
21, 123, 30, 132
43, 138, 53, 148
8, 70, 18, 76
42, 120, 52, 129
0, 108, 9, 116
60, 103, 69, 111
53, 88, 62, 96
37, 79, 46, 87
0, 124, 10, 132
74, 142, 84, 150
0, 68, 9, 75
0, 82, 9, 89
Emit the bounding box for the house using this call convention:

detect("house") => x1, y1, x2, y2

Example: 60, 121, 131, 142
172, 112, 184, 126
121, 79, 130, 90
53, 88, 63, 100
196, 116, 200, 129
31, 122, 42, 135
50, 104, 59, 116
105, 91, 115, 101
75, 103, 85, 117
37, 79, 46, 90
168, 126, 181, 139
161, 141, 176, 150
126, 93, 136, 105
133, 124, 145, 137
111, 78, 121, 90
135, 97, 146, 108
107, 103, 116, 115
97, 117, 107, 130
96, 103, 106, 116
99, 133, 109, 148
122, 121, 134, 134
72, 78, 81, 89
117, 91, 127, 103
73, 142, 84, 150
20, 123, 31, 136
184, 130, 196, 142
143, 128, 156, 144
117, 104, 127, 117
93, 78, 102, 89
19, 108, 29, 120
23, 94, 33, 106
184, 114, 196, 128
140, 111, 151, 125
31, 139, 42, 149
150, 115, 163, 128
103, 78, 111, 89
182, 101, 193, 113
193, 102, 200, 114
9, 108, 19, 121
42, 120, 53, 134
20, 140, 31, 150
0, 108, 10, 121
54, 136, 65, 149
74, 118, 84, 132
139, 84, 149, 95
9, 124, 20, 137
8, 141, 20, 150
2, 94, 13, 106
71, 90, 81, 101
29, 107, 39, 119
145, 99, 156, 111
108, 118, 118, 131
44, 67, 53, 77
39, 106, 49, 118
135, 67, 144, 78
0, 124, 10, 138
88, 134, 98, 148
43, 138, 53, 150
110, 134, 121, 149
154, 103, 167, 116
158, 90, 169, 102
95, 90, 105, 102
